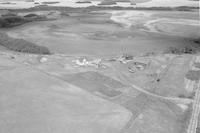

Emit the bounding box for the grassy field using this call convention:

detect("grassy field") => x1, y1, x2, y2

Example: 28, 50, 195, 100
0, 60, 131, 133
3, 10, 199, 56
0, 45, 194, 133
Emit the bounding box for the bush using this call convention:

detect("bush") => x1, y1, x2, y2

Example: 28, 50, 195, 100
194, 38, 200, 44
165, 46, 197, 54
24, 13, 38, 18
0, 16, 28, 28
0, 32, 51, 54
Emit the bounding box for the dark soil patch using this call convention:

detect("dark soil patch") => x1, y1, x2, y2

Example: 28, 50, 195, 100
185, 70, 200, 81
194, 63, 200, 69
63, 71, 124, 97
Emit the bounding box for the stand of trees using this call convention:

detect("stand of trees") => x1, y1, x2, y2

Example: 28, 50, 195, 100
0, 12, 46, 28
0, 33, 51, 54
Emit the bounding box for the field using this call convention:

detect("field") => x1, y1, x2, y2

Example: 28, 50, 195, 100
0, 58, 131, 133
4, 10, 199, 56
0, 49, 195, 133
